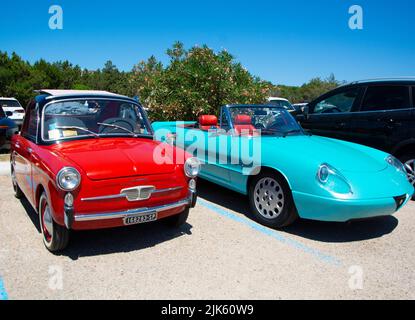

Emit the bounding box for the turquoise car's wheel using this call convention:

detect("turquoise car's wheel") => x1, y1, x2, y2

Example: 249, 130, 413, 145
39, 193, 70, 252
399, 153, 415, 200
405, 159, 415, 185
249, 171, 298, 228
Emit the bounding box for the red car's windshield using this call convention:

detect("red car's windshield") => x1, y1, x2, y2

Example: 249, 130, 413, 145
42, 99, 152, 141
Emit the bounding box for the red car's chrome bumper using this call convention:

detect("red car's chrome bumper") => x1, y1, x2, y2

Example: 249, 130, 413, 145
75, 198, 190, 222
64, 191, 197, 230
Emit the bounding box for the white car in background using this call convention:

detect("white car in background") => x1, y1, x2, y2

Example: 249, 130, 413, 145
267, 97, 297, 113
0, 97, 25, 128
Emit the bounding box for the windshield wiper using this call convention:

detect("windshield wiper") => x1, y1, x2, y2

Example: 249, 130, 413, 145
97, 122, 137, 136
281, 129, 302, 137
55, 126, 99, 138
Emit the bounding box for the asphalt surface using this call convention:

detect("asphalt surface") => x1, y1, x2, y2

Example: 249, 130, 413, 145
0, 161, 414, 300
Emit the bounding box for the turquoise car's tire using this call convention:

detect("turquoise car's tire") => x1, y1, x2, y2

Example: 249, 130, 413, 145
165, 208, 189, 227
39, 193, 70, 253
398, 152, 415, 200
248, 171, 298, 228
11, 165, 24, 199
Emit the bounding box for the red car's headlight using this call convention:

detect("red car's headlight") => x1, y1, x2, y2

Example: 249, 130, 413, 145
184, 157, 201, 178
57, 167, 81, 191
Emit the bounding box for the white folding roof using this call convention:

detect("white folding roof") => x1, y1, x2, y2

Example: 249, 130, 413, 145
38, 89, 129, 99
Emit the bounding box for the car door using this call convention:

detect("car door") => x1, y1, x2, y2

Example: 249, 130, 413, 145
13, 101, 39, 205
223, 108, 262, 194
177, 110, 231, 184
348, 85, 411, 152
298, 86, 363, 141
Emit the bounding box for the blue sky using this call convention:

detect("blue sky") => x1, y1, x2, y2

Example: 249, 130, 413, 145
1, 0, 414, 86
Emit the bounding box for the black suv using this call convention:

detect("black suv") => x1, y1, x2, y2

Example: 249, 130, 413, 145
297, 79, 415, 191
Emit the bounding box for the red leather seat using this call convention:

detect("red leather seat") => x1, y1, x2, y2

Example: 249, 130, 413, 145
199, 115, 219, 131
233, 115, 255, 134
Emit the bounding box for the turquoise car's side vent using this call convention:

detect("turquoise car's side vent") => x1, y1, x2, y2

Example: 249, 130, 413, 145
394, 195, 407, 210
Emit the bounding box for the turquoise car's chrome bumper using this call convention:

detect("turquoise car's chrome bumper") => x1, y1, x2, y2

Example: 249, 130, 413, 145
292, 191, 412, 222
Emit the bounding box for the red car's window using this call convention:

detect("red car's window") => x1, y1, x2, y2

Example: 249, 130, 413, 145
42, 99, 152, 141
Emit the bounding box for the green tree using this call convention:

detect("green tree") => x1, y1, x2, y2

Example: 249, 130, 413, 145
130, 42, 271, 120
0, 47, 343, 117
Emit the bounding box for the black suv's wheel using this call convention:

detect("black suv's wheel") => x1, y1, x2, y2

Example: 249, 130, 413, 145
399, 153, 415, 200
39, 193, 70, 252
165, 208, 189, 227
11, 165, 23, 199
248, 170, 298, 228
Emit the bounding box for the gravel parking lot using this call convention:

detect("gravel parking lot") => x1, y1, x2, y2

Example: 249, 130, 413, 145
0, 160, 414, 300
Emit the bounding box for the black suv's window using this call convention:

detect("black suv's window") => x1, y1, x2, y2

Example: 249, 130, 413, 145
360, 86, 410, 112
313, 88, 360, 114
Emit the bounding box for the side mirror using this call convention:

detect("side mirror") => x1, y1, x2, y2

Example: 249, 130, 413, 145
6, 111, 13, 117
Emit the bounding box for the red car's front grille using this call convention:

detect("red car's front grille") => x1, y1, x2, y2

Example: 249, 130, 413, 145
74, 173, 188, 214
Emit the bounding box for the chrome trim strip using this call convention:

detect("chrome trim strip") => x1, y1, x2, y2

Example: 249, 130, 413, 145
81, 194, 125, 201
81, 186, 183, 202
74, 198, 190, 222
152, 186, 183, 194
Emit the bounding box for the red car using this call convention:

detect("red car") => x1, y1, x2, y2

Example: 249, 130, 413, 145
10, 90, 199, 252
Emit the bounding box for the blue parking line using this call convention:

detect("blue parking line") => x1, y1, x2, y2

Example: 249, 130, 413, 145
198, 199, 342, 267
0, 277, 8, 300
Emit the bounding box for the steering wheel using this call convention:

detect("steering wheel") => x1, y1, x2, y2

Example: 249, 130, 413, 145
254, 122, 266, 130
321, 107, 342, 114
98, 118, 136, 134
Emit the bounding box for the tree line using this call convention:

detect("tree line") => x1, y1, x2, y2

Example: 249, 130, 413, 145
0, 42, 342, 120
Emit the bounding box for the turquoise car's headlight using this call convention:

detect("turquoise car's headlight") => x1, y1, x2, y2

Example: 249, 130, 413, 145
386, 155, 406, 174
317, 163, 353, 195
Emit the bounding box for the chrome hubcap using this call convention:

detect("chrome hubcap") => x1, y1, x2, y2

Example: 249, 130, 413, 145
254, 177, 284, 219
404, 159, 415, 186
11, 168, 17, 189
43, 205, 53, 241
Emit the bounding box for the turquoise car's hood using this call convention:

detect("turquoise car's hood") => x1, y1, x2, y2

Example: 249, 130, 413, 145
260, 135, 388, 173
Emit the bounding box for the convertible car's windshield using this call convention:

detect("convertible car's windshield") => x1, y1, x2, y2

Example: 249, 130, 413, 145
229, 106, 304, 136
42, 99, 152, 141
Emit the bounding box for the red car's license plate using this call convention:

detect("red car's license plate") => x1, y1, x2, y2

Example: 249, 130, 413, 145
123, 212, 157, 225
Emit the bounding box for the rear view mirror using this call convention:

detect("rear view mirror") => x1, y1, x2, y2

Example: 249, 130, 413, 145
302, 105, 309, 119
6, 111, 13, 117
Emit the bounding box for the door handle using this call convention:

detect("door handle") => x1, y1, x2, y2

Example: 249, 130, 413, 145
15, 142, 21, 149
27, 147, 33, 154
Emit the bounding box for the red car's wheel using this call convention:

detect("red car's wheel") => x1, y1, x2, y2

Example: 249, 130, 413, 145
39, 193, 69, 252
165, 208, 189, 227
11, 165, 23, 199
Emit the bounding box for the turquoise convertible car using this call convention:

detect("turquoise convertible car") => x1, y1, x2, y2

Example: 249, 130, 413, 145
153, 105, 414, 228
